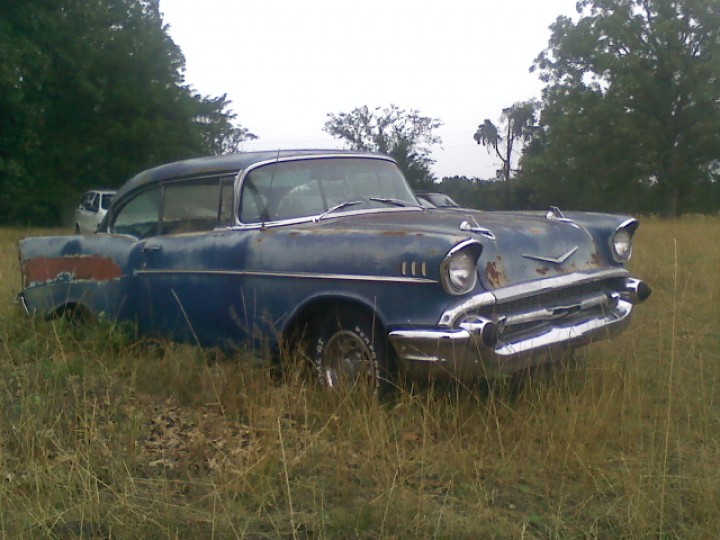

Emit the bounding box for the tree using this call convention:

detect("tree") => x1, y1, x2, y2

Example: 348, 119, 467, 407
324, 105, 443, 189
474, 100, 539, 182
0, 0, 255, 225
524, 0, 720, 216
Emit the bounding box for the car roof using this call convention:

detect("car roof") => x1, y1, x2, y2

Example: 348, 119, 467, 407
113, 149, 392, 203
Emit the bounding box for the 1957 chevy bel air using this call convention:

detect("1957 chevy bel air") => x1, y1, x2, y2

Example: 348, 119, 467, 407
18, 150, 651, 389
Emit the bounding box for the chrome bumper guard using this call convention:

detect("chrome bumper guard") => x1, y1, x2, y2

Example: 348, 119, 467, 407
388, 272, 650, 379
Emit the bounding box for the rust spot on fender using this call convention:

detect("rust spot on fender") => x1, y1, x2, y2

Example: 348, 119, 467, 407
485, 260, 507, 288
381, 231, 409, 236
590, 251, 602, 267
536, 266, 550, 276
23, 255, 122, 288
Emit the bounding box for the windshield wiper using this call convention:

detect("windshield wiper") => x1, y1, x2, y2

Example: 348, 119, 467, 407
315, 200, 363, 221
369, 197, 424, 209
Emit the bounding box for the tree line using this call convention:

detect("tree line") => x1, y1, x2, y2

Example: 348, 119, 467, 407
0, 0, 254, 225
2, 0, 718, 225
326, 0, 720, 217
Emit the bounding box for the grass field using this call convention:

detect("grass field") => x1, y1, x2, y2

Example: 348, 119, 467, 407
1, 217, 719, 539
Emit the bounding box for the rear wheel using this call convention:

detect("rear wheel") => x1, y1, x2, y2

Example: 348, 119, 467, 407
311, 307, 396, 393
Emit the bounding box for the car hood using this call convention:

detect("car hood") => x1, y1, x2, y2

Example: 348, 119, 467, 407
312, 209, 613, 290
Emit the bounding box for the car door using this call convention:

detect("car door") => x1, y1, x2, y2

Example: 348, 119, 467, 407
77, 192, 99, 233
132, 176, 254, 347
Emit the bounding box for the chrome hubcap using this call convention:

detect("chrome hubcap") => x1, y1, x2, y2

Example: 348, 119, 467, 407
322, 330, 374, 388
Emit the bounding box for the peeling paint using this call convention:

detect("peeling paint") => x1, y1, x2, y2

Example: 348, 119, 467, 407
485, 260, 508, 288
22, 255, 122, 288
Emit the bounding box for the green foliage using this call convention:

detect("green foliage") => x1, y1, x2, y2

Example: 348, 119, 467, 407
0, 0, 255, 226
324, 104, 443, 190
522, 0, 720, 216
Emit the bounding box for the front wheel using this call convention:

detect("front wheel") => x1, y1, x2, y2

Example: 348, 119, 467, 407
311, 307, 396, 393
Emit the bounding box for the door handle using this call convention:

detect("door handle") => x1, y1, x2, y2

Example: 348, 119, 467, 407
143, 244, 162, 253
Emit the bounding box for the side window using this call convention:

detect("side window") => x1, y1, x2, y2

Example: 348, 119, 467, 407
80, 192, 93, 210
111, 187, 161, 238
88, 193, 100, 212
161, 180, 222, 235
101, 194, 113, 210
218, 177, 235, 226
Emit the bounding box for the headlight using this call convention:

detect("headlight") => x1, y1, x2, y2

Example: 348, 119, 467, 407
609, 219, 639, 262
441, 241, 481, 295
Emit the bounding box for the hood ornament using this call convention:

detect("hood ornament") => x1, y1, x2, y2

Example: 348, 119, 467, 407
546, 206, 579, 228
459, 215, 496, 240
523, 246, 578, 265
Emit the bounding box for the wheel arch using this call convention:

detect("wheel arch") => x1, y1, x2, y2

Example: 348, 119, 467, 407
47, 301, 94, 323
281, 293, 388, 348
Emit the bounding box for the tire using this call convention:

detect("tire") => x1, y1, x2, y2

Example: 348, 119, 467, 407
311, 307, 396, 393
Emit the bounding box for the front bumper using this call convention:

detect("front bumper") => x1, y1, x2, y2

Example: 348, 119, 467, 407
388, 271, 650, 380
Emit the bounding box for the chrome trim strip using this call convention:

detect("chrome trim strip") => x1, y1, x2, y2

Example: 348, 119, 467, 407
615, 217, 639, 232
438, 268, 630, 327
492, 268, 629, 302
16, 292, 31, 315
389, 328, 472, 341
230, 206, 422, 231
502, 292, 610, 327
446, 238, 482, 258
134, 268, 438, 284
522, 246, 578, 265
495, 300, 632, 356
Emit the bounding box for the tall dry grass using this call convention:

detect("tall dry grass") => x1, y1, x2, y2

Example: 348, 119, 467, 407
0, 217, 718, 538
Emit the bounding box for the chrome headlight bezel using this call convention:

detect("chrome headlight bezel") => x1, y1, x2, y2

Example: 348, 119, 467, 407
440, 240, 482, 296
609, 218, 639, 262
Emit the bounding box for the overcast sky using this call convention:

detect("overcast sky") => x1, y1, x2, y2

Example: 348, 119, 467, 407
159, 0, 579, 180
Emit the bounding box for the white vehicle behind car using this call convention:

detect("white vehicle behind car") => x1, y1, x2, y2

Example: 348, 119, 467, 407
74, 189, 115, 233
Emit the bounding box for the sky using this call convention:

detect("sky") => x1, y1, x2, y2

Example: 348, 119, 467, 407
159, 0, 579, 180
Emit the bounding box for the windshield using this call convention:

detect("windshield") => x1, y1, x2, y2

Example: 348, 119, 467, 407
238, 157, 418, 224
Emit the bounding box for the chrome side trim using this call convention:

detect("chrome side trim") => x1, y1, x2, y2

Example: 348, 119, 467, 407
16, 292, 31, 315
134, 268, 438, 284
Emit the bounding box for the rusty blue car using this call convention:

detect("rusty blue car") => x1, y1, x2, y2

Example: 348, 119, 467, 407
18, 150, 651, 389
